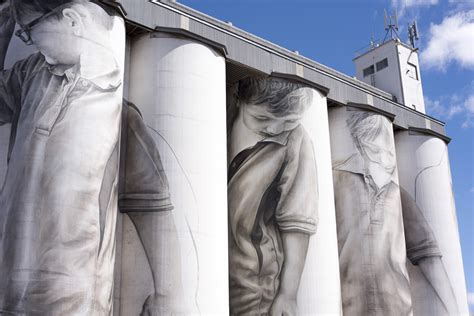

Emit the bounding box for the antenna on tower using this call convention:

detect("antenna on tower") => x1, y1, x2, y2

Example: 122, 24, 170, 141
383, 9, 400, 42
408, 21, 420, 48
394, 11, 399, 31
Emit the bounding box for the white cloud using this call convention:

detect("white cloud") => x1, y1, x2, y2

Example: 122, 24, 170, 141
465, 95, 474, 113
392, 0, 438, 9
391, 0, 438, 18
461, 94, 474, 128
447, 105, 464, 118
405, 0, 438, 6
425, 96, 444, 116
425, 84, 474, 128
421, 10, 474, 71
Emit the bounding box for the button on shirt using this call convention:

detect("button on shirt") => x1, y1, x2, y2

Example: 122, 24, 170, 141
0, 52, 122, 315
333, 153, 412, 316
228, 125, 318, 315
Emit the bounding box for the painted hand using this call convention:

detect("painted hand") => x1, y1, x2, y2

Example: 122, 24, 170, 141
269, 293, 298, 316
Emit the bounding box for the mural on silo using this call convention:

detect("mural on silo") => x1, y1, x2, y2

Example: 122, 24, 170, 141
396, 131, 467, 315
119, 33, 229, 315
400, 187, 458, 315
0, 1, 125, 314
118, 100, 185, 315
227, 77, 319, 315
329, 108, 412, 316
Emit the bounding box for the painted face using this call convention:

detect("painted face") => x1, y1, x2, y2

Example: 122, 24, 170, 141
16, 9, 81, 65
241, 102, 304, 137
359, 121, 396, 173
31, 17, 80, 65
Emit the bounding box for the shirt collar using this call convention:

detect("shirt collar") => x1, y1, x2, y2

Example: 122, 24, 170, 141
334, 152, 397, 190
48, 50, 122, 90
333, 152, 365, 175
48, 63, 76, 82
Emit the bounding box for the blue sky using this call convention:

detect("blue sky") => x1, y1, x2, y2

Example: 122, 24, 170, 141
178, 0, 473, 311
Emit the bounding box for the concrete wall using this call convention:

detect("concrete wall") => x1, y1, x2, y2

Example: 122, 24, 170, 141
397, 45, 426, 113
354, 40, 426, 113
354, 40, 403, 103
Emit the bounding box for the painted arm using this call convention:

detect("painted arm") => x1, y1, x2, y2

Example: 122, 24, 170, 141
400, 187, 458, 314
128, 211, 185, 316
270, 231, 310, 316
0, 1, 14, 70
417, 256, 459, 314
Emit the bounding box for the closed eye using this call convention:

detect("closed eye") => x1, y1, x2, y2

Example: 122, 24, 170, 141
253, 115, 270, 121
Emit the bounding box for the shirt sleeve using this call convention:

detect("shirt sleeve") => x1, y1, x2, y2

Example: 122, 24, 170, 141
118, 101, 174, 213
0, 58, 28, 125
400, 187, 442, 265
275, 126, 319, 234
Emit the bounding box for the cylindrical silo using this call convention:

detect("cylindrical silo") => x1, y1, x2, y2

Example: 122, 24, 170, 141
226, 77, 341, 315
298, 88, 342, 316
0, 3, 126, 314
329, 105, 412, 316
118, 32, 228, 315
395, 130, 469, 315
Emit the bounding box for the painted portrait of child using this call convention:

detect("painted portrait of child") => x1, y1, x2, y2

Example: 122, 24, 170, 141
227, 76, 319, 315
0, 0, 125, 314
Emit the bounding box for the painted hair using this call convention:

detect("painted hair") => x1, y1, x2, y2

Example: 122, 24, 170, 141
11, 0, 116, 30
237, 76, 313, 118
346, 110, 390, 142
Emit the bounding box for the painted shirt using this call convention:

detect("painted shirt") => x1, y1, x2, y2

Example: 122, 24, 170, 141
118, 101, 173, 214
400, 187, 441, 264
228, 124, 318, 315
333, 153, 412, 316
0, 52, 122, 315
